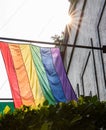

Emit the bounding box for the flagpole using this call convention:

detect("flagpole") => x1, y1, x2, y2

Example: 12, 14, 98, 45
0, 37, 105, 52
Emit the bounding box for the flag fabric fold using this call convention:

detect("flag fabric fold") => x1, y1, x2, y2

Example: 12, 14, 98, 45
0, 42, 77, 108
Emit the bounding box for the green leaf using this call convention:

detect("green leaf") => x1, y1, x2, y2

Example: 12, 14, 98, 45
43, 100, 49, 106
70, 114, 82, 124
71, 100, 78, 107
41, 122, 52, 130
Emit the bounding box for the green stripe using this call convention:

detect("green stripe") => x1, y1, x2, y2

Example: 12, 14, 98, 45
30, 45, 56, 105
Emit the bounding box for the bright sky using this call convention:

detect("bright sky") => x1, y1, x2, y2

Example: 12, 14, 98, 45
0, 0, 69, 42
0, 0, 70, 100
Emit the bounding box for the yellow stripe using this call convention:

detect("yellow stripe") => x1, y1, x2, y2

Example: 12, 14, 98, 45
20, 44, 45, 106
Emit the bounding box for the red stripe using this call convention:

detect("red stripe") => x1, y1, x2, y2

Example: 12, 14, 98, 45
0, 42, 22, 108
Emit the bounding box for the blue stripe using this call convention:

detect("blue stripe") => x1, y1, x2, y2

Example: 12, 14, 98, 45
40, 48, 66, 102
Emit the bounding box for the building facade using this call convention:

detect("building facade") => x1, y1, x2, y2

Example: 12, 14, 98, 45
64, 0, 106, 100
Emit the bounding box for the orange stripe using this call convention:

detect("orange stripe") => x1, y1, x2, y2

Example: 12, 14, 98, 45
9, 44, 35, 106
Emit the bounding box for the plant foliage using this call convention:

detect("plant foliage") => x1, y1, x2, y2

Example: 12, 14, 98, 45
0, 96, 106, 130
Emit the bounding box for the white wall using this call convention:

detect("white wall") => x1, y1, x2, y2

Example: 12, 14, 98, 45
65, 0, 106, 100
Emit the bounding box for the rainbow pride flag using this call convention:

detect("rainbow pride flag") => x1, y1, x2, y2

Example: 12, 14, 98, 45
0, 42, 77, 108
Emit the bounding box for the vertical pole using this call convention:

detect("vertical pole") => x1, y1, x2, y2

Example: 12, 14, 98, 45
81, 51, 91, 96
91, 38, 100, 100
89, 91, 92, 97
77, 83, 80, 97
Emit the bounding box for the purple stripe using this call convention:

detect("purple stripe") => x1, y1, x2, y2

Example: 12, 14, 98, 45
51, 48, 77, 101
